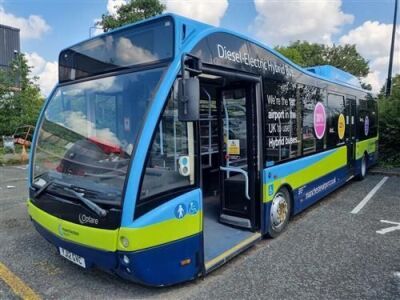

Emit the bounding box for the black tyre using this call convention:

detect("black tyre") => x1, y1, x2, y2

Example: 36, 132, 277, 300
267, 187, 291, 238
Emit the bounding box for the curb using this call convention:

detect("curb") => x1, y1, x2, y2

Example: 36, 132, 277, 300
369, 169, 400, 177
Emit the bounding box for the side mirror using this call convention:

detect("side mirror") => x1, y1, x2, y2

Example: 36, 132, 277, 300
178, 77, 200, 122
178, 53, 202, 122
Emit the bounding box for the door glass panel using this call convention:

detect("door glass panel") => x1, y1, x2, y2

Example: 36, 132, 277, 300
222, 89, 247, 170
220, 88, 251, 223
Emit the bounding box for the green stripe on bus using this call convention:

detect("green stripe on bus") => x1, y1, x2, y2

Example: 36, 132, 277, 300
356, 137, 378, 160
28, 200, 202, 253
264, 146, 347, 202
28, 200, 118, 252
118, 212, 203, 251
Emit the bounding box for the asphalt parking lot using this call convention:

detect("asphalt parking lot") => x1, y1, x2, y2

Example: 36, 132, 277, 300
0, 165, 399, 299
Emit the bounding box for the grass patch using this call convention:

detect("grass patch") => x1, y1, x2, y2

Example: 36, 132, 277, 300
0, 144, 30, 166
377, 157, 400, 169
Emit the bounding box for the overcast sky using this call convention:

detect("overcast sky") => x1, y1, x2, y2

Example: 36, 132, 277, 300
1, 0, 399, 95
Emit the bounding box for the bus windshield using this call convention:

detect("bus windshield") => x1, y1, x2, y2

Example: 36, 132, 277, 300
32, 67, 166, 205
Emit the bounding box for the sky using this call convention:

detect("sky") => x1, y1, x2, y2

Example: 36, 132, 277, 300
0, 0, 399, 95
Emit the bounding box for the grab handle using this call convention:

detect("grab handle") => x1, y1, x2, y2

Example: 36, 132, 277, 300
220, 166, 250, 200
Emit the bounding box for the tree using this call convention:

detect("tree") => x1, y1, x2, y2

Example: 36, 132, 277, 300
276, 41, 326, 68
98, 0, 165, 32
0, 54, 44, 136
361, 82, 373, 91
378, 74, 400, 166
275, 41, 370, 84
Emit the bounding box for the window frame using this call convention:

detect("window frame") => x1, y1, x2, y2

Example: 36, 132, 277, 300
326, 92, 346, 148
134, 85, 200, 219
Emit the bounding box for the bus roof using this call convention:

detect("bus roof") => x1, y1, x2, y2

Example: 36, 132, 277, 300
306, 65, 362, 89
63, 13, 369, 93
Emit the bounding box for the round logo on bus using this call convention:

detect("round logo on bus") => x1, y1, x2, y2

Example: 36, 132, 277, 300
364, 116, 370, 136
338, 114, 345, 140
175, 203, 186, 219
314, 102, 326, 139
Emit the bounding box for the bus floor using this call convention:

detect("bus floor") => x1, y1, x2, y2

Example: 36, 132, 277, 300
203, 195, 256, 264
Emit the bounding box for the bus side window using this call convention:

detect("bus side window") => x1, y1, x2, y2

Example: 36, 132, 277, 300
358, 99, 368, 140
138, 92, 195, 208
301, 86, 325, 155
326, 93, 345, 147
264, 80, 299, 164
367, 97, 378, 137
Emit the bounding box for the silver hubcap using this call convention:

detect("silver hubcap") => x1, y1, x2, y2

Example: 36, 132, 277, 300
361, 156, 366, 176
270, 192, 288, 230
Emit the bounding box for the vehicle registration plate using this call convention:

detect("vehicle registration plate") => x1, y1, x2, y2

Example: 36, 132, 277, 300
59, 247, 86, 268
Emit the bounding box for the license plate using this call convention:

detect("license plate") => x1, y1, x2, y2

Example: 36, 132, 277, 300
59, 247, 86, 268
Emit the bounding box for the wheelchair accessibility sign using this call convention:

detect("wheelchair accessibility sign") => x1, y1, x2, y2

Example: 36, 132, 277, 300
188, 201, 199, 215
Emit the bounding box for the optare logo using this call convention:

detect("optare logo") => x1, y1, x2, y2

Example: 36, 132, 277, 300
78, 214, 99, 225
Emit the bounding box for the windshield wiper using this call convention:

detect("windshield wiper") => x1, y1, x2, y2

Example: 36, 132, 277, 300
34, 179, 107, 217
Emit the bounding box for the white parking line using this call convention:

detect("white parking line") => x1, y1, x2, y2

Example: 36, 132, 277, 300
376, 220, 400, 234
351, 176, 389, 214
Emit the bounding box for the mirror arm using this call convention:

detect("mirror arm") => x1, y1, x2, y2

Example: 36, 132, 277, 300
181, 53, 202, 78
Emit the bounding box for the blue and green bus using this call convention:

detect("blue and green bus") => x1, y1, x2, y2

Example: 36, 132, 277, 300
28, 14, 378, 286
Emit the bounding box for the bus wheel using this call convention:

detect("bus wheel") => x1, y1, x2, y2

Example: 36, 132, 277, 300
268, 187, 291, 238
357, 154, 367, 180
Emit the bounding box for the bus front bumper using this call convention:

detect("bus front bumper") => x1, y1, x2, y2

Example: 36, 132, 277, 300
30, 216, 202, 286
32, 219, 118, 272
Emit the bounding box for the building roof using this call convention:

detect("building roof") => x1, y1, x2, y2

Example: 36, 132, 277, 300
0, 24, 20, 32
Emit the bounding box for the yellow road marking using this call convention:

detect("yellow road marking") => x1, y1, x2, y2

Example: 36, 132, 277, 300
0, 262, 41, 300
205, 232, 261, 271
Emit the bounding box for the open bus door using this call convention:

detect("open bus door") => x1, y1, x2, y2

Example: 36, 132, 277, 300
218, 82, 260, 230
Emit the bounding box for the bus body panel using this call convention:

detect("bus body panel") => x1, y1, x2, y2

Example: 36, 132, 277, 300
28, 200, 119, 251
28, 189, 203, 286
32, 219, 118, 271
263, 147, 347, 202
355, 136, 379, 175
31, 208, 202, 286
118, 189, 202, 251
261, 147, 348, 233
115, 234, 202, 286
356, 137, 378, 161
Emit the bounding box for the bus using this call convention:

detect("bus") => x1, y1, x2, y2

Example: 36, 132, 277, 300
28, 14, 378, 286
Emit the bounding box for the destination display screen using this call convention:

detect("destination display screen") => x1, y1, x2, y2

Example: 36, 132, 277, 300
59, 17, 174, 82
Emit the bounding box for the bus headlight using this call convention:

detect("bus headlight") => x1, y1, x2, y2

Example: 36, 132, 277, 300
120, 236, 129, 248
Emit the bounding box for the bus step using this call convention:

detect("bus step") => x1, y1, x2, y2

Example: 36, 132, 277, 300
219, 214, 251, 228
204, 232, 261, 274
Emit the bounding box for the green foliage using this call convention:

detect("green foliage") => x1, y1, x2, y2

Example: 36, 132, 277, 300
98, 0, 165, 32
361, 82, 373, 91
378, 75, 400, 167
276, 41, 325, 68
0, 54, 44, 136
275, 41, 370, 78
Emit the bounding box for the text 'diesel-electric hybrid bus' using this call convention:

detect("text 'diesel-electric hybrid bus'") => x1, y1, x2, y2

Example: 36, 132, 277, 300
28, 14, 378, 286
